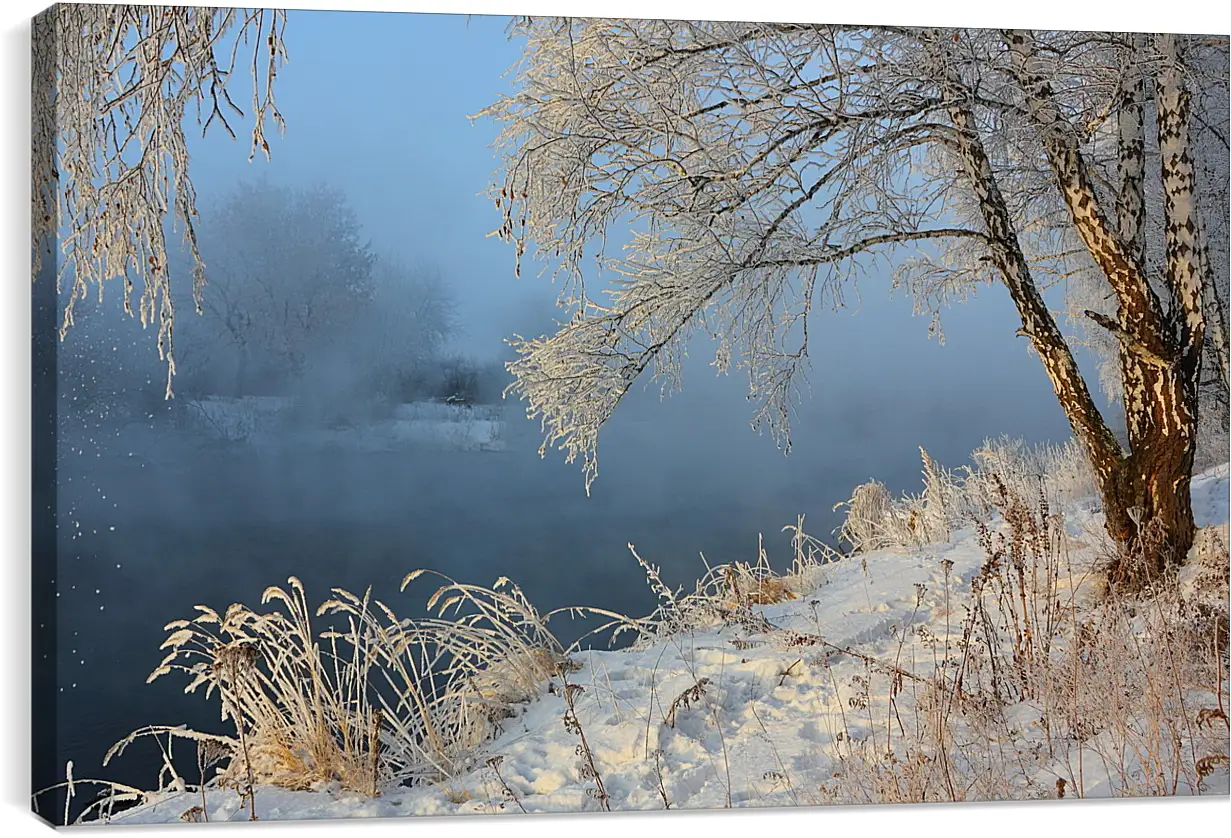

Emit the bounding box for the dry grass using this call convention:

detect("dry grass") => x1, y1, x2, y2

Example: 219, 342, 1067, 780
51, 435, 1222, 821
821, 470, 1230, 804
835, 438, 1095, 555
87, 571, 575, 817
612, 517, 838, 648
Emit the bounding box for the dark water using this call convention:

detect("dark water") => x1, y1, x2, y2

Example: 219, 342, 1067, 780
46, 426, 820, 784
37, 375, 1074, 820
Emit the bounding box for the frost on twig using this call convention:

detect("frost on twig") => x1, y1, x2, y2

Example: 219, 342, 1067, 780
479, 20, 994, 490
480, 21, 1229, 500
33, 6, 288, 397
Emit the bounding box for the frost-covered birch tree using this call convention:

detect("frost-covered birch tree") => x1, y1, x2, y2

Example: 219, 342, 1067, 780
32, 4, 288, 397
480, 20, 1229, 586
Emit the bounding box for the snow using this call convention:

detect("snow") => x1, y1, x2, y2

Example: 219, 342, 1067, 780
184, 397, 506, 453
1190, 462, 1229, 528
102, 463, 1230, 823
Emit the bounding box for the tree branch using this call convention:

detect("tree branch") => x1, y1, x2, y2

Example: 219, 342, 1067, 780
1083, 309, 1172, 370
759, 228, 990, 268
1002, 29, 1170, 360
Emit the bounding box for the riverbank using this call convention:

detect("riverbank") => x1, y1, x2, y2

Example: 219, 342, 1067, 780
66, 456, 1228, 824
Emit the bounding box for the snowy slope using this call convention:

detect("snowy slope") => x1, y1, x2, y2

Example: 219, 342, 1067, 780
104, 464, 1230, 823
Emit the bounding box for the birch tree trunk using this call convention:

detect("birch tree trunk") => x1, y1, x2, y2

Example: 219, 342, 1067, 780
999, 31, 1208, 585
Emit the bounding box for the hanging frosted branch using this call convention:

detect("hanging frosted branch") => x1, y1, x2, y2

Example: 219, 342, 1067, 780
481, 18, 1227, 578
480, 20, 987, 489
33, 5, 288, 397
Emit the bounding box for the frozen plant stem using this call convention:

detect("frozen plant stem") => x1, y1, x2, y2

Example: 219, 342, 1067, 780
558, 666, 610, 811
486, 756, 527, 814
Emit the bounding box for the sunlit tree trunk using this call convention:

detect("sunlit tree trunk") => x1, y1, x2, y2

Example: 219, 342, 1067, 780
930, 31, 1208, 587
997, 31, 1207, 585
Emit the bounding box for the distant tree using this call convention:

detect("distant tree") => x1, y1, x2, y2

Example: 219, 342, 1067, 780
348, 255, 459, 404
196, 180, 376, 395
32, 5, 287, 396
480, 20, 1229, 586
369, 257, 457, 368
31, 8, 1227, 587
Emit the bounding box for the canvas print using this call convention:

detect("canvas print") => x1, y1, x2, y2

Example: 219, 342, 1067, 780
30, 3, 1230, 826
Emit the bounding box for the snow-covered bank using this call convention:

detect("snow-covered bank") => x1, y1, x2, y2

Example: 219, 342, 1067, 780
184, 396, 505, 452
95, 464, 1230, 824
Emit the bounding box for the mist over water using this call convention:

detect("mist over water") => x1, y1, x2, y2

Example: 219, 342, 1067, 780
38, 8, 1093, 810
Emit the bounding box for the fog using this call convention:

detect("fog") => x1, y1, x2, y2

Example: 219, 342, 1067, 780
37, 10, 1106, 805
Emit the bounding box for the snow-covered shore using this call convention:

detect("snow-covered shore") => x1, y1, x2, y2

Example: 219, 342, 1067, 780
99, 463, 1230, 824
182, 396, 506, 453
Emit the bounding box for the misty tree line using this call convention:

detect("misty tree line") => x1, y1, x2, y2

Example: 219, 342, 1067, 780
56, 177, 509, 427
174, 178, 509, 409
32, 9, 1230, 588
